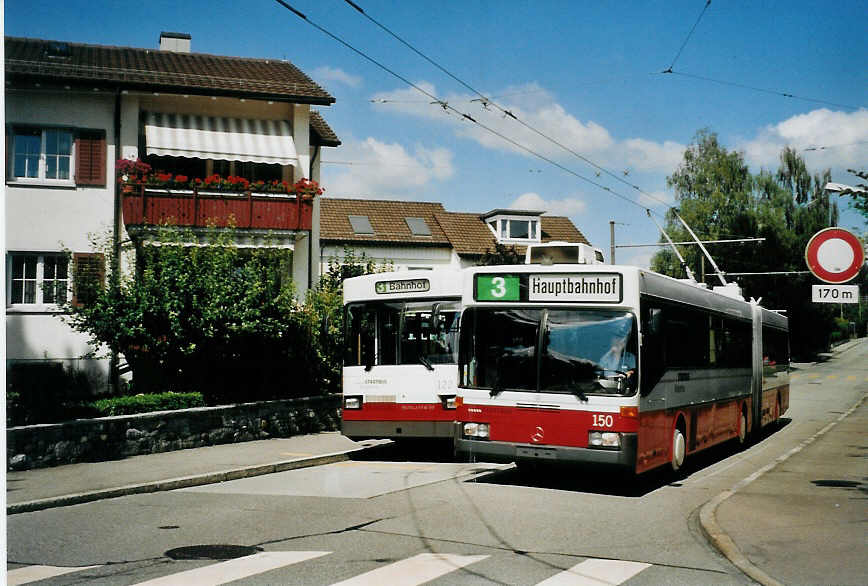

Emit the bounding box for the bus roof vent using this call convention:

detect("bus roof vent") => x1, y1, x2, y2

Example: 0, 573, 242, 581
713, 282, 744, 300
525, 242, 605, 265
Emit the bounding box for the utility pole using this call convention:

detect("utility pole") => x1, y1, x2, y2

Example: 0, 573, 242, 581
609, 221, 616, 264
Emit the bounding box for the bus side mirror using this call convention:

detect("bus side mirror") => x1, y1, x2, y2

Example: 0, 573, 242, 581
648, 308, 662, 336
431, 303, 442, 333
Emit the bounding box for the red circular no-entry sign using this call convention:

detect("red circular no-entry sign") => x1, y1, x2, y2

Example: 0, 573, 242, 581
804, 227, 865, 284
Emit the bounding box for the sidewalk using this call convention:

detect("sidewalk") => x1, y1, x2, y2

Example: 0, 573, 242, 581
6, 432, 386, 514
700, 337, 867, 586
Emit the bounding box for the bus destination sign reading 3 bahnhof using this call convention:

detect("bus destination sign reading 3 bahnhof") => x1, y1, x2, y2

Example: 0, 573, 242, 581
375, 278, 431, 294
475, 273, 623, 303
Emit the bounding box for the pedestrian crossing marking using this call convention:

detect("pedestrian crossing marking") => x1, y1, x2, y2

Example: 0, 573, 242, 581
331, 553, 488, 586
10, 553, 654, 586
536, 559, 651, 586
131, 551, 329, 586
7, 564, 101, 585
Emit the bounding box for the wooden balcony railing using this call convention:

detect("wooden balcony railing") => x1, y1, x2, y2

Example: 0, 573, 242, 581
120, 183, 314, 232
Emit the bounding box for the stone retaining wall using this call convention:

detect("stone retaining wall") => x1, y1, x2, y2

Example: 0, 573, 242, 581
7, 395, 341, 470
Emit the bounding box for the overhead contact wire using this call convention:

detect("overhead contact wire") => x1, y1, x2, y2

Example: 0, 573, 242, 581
274, 0, 663, 216
342, 0, 672, 210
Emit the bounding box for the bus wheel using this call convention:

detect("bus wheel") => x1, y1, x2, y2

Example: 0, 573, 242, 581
671, 425, 686, 471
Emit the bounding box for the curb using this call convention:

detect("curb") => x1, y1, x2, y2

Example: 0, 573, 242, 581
7, 443, 384, 515
698, 393, 866, 586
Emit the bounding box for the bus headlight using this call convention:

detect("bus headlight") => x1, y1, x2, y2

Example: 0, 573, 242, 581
463, 422, 490, 439
588, 431, 621, 449
344, 396, 362, 410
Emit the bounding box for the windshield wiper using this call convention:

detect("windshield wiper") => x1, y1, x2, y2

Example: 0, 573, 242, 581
571, 384, 588, 402
489, 383, 506, 398
418, 354, 434, 371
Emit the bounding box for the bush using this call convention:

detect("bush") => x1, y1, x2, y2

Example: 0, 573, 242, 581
65, 226, 320, 403
87, 392, 205, 416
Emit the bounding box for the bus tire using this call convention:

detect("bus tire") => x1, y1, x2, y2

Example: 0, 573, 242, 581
671, 423, 686, 472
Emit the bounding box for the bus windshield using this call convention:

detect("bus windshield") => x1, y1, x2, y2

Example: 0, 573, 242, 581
344, 301, 461, 368
459, 308, 637, 395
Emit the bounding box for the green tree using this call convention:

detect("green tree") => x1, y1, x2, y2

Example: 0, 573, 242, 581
651, 131, 840, 358
844, 168, 868, 221
65, 226, 318, 403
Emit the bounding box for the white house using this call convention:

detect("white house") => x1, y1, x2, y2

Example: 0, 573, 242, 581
5, 33, 340, 394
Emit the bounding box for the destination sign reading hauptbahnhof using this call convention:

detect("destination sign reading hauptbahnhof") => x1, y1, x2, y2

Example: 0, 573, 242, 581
475, 273, 622, 302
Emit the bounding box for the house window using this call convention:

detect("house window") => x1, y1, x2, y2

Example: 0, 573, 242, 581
12, 128, 73, 182
8, 127, 105, 186
488, 216, 540, 242
8, 253, 69, 306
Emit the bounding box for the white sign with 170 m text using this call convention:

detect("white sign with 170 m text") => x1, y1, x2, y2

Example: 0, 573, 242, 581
811, 284, 859, 304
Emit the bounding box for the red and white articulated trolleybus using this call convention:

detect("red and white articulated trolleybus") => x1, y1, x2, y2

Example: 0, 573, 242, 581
341, 269, 463, 440
454, 264, 789, 474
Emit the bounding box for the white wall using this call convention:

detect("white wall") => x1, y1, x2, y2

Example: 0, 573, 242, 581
5, 89, 117, 390
319, 244, 459, 275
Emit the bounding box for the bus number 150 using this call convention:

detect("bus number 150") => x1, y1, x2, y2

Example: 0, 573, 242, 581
592, 414, 614, 428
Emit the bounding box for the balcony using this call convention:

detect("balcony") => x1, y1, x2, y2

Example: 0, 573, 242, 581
120, 183, 314, 233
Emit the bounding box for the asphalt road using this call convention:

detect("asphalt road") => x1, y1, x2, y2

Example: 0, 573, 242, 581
7, 342, 867, 585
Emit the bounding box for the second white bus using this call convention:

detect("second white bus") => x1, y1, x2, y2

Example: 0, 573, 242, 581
342, 269, 463, 440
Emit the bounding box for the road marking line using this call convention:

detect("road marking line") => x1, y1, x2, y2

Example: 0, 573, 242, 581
330, 553, 488, 586
536, 559, 651, 585
7, 565, 101, 585
827, 374, 838, 379
131, 551, 329, 586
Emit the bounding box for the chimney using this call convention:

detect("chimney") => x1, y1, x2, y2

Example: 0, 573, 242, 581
159, 32, 191, 53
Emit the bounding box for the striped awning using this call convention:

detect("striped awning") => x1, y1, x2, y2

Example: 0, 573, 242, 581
143, 112, 298, 167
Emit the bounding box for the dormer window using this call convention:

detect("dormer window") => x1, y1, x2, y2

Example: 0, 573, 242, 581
483, 210, 542, 244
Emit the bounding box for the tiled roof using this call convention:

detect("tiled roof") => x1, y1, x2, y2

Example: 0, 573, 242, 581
321, 198, 591, 256
320, 199, 451, 246
539, 215, 590, 246
310, 111, 341, 147
433, 211, 497, 255
5, 36, 335, 105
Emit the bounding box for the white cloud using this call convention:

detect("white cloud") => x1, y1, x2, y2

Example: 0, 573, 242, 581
313, 66, 362, 88
322, 137, 455, 198
622, 139, 684, 172
370, 82, 684, 174
740, 108, 868, 169
509, 192, 587, 216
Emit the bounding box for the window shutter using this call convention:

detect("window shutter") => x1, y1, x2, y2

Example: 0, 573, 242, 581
74, 131, 106, 186
72, 252, 106, 307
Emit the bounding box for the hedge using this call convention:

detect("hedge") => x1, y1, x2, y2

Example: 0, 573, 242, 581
87, 392, 205, 417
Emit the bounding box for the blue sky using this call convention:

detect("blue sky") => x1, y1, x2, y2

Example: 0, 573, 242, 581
7, 0, 867, 267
